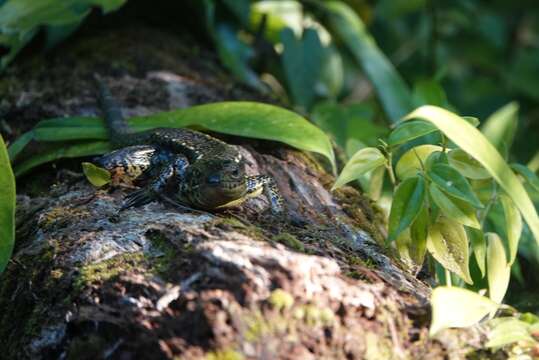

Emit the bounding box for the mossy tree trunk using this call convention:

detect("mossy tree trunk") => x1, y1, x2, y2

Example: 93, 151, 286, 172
0, 26, 484, 359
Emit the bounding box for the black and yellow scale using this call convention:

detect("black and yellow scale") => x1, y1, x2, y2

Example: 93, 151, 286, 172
94, 80, 284, 213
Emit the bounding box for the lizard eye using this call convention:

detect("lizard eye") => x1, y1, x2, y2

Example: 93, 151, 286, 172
231, 169, 240, 177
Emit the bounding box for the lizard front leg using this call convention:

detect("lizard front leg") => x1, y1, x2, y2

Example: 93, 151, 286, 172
246, 175, 284, 214
121, 155, 189, 210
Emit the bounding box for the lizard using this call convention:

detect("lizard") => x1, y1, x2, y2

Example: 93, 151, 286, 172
93, 79, 285, 214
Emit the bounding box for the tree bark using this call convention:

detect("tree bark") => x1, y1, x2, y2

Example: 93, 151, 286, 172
0, 27, 483, 359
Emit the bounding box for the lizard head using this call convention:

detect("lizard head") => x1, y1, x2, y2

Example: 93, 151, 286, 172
183, 158, 248, 209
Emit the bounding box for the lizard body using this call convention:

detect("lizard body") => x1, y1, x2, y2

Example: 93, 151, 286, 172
94, 80, 284, 213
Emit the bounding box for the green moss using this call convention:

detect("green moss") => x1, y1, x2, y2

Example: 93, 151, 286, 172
73, 252, 146, 292
272, 233, 305, 252
268, 289, 294, 311
146, 231, 178, 275
364, 331, 394, 360
205, 349, 244, 360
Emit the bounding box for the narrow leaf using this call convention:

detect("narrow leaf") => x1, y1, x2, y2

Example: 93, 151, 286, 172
404, 106, 539, 246
481, 102, 519, 158
14, 141, 111, 177
410, 205, 429, 266
28, 102, 336, 174
7, 130, 34, 161
467, 227, 487, 277
0, 135, 15, 273
511, 163, 539, 194
499, 195, 522, 265
486, 233, 511, 304
332, 147, 385, 190
428, 163, 483, 208
388, 176, 426, 242
324, 1, 413, 123
429, 183, 481, 229
430, 287, 498, 336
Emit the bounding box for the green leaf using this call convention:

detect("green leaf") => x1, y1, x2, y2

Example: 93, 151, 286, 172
388, 176, 425, 242
0, 135, 15, 274
82, 162, 111, 187
499, 195, 522, 265
21, 102, 336, 175
404, 106, 539, 246
486, 233, 511, 304
388, 120, 437, 147
481, 102, 519, 158
280, 27, 324, 110
14, 141, 111, 177
428, 164, 483, 208
7, 130, 33, 161
447, 149, 491, 180
486, 318, 534, 348
467, 227, 486, 277
427, 217, 472, 284
395, 144, 443, 180
410, 205, 429, 266
429, 183, 480, 229
461, 116, 480, 128
511, 163, 539, 194
332, 147, 385, 190
0, 0, 126, 69
430, 287, 498, 336
324, 1, 413, 124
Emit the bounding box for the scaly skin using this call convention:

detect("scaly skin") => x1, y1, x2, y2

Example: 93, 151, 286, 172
94, 80, 284, 213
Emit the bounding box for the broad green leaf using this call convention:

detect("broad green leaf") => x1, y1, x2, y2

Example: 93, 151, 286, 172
409, 205, 428, 266
14, 141, 111, 177
324, 1, 413, 124
82, 162, 111, 187
388, 176, 425, 242
7, 130, 33, 161
332, 147, 385, 190
280, 27, 324, 110
395, 144, 443, 180
486, 233, 511, 304
481, 102, 519, 158
486, 318, 534, 348
0, 135, 15, 273
511, 163, 539, 194
428, 164, 483, 208
404, 106, 539, 246
427, 217, 472, 284
447, 149, 490, 180
429, 183, 480, 229
430, 287, 498, 336
21, 102, 336, 175
0, 0, 126, 69
499, 195, 522, 265
467, 227, 486, 277
388, 120, 437, 147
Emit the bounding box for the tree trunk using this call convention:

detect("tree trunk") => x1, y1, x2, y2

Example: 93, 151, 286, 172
0, 26, 483, 359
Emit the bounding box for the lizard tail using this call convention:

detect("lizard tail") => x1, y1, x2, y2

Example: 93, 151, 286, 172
95, 75, 132, 146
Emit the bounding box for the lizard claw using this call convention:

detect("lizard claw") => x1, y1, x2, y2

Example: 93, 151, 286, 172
120, 189, 154, 211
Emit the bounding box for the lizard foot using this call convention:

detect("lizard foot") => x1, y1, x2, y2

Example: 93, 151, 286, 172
120, 188, 155, 211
